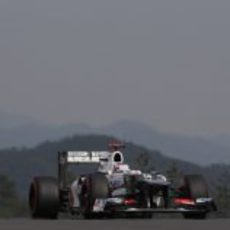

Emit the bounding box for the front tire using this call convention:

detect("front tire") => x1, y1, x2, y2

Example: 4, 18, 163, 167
81, 173, 109, 219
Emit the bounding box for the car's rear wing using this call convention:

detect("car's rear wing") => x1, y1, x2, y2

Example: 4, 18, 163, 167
58, 151, 110, 190
66, 151, 110, 163
58, 149, 125, 190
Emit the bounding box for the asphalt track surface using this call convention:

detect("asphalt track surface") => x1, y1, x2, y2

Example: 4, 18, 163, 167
0, 219, 229, 230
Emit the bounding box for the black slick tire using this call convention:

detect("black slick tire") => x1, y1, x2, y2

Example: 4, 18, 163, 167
182, 174, 208, 219
29, 177, 59, 219
82, 173, 109, 219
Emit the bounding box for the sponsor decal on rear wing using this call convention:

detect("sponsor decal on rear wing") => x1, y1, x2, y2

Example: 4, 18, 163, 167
67, 151, 110, 163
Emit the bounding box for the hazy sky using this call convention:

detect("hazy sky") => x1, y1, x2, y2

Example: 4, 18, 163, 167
0, 0, 230, 136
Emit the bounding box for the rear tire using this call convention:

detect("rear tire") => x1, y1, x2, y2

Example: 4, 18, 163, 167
29, 177, 59, 219
184, 174, 209, 199
182, 174, 208, 219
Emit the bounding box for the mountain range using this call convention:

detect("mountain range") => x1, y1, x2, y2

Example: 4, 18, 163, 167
0, 111, 230, 165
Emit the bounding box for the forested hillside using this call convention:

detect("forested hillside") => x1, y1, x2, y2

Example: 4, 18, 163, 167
1, 120, 230, 165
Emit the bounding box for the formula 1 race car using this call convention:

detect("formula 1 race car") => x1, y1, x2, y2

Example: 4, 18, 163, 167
29, 142, 216, 219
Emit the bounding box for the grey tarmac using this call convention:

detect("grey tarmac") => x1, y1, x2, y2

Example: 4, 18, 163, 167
0, 219, 229, 230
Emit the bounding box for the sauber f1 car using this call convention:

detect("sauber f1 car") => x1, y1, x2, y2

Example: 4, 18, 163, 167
29, 142, 216, 219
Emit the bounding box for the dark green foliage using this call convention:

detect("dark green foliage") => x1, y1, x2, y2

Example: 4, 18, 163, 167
0, 174, 25, 217
166, 161, 183, 185
135, 152, 152, 172
214, 171, 230, 210
215, 185, 230, 210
